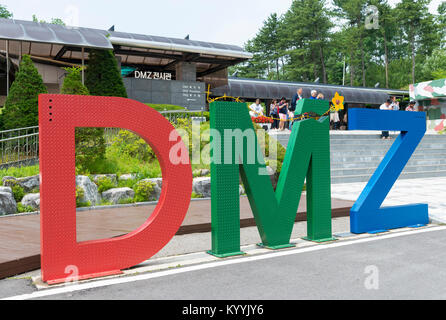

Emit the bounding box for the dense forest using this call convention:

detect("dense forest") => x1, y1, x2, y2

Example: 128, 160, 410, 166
229, 0, 446, 90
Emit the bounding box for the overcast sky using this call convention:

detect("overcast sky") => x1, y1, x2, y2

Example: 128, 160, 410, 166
0, 0, 442, 47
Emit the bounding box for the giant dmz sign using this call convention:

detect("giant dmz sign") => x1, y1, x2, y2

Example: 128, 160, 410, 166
38, 94, 429, 284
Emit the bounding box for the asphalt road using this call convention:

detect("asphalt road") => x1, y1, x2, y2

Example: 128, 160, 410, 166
3, 227, 445, 300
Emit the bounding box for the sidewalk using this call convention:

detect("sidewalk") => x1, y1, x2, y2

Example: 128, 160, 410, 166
331, 177, 446, 224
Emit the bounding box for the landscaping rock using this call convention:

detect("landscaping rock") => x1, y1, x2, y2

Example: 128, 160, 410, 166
0, 186, 12, 194
76, 175, 101, 206
21, 193, 40, 210
2, 175, 40, 192
91, 174, 118, 185
17, 175, 40, 192
0, 192, 17, 216
193, 177, 211, 198
2, 176, 17, 188
239, 185, 245, 195
119, 174, 138, 181
102, 188, 135, 205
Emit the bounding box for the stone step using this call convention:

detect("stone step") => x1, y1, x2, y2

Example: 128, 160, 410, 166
331, 158, 446, 170
331, 153, 446, 165
329, 134, 445, 140
330, 148, 446, 157
331, 170, 446, 184
331, 163, 446, 178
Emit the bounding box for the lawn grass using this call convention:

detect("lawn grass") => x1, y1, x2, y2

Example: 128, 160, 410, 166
145, 104, 186, 112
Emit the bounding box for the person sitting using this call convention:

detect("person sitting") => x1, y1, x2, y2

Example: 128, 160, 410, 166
249, 99, 264, 118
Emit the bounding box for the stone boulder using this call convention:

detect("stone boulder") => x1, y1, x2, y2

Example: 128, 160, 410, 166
76, 176, 101, 206
239, 185, 245, 195
91, 174, 118, 185
3, 175, 40, 192
193, 177, 211, 198
0, 186, 12, 194
118, 174, 138, 181
0, 192, 17, 216
102, 188, 135, 205
17, 175, 40, 192
21, 193, 40, 210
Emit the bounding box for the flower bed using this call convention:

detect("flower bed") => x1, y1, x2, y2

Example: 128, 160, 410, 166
251, 116, 273, 124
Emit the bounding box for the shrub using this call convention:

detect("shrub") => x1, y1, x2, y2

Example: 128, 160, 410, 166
191, 192, 203, 199
75, 186, 90, 207
0, 55, 48, 130
117, 178, 137, 189
111, 130, 156, 161
4, 179, 25, 202
61, 67, 106, 172
17, 203, 36, 213
85, 50, 127, 98
95, 176, 116, 193
134, 180, 156, 203
118, 198, 136, 205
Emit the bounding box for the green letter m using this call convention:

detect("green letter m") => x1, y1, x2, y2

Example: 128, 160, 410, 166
209, 100, 334, 257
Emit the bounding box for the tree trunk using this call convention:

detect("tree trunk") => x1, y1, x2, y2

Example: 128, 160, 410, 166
319, 45, 327, 84
411, 38, 416, 83
384, 29, 389, 88
350, 50, 355, 86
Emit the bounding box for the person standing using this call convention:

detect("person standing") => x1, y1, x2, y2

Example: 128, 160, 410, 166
391, 96, 400, 111
270, 100, 279, 130
380, 99, 392, 140
278, 97, 289, 131
310, 90, 318, 100
290, 88, 303, 131
406, 101, 417, 111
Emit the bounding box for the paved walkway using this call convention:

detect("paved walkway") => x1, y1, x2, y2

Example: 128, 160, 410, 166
331, 177, 446, 224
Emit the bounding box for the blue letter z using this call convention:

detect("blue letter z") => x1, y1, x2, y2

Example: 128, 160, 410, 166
348, 109, 429, 234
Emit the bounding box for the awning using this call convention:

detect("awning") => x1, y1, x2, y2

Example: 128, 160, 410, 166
213, 78, 400, 105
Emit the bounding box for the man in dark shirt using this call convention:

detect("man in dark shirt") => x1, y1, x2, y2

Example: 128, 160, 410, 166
290, 88, 303, 130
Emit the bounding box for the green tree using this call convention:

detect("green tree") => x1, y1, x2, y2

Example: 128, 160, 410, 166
85, 50, 127, 98
61, 67, 106, 171
0, 4, 13, 18
0, 55, 47, 130
395, 0, 439, 84
422, 48, 446, 80
438, 2, 446, 48
32, 14, 65, 25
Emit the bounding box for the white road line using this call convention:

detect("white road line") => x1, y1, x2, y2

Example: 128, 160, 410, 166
4, 225, 446, 300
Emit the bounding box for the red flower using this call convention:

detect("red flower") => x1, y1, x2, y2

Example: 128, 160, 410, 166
251, 116, 273, 124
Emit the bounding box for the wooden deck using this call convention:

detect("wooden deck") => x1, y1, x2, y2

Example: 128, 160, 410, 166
0, 197, 353, 280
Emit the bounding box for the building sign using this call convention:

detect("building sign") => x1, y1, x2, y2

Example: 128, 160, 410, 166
182, 84, 203, 103
135, 70, 172, 81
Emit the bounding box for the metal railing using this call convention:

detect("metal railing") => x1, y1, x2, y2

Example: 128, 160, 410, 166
0, 126, 40, 168
0, 110, 208, 167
